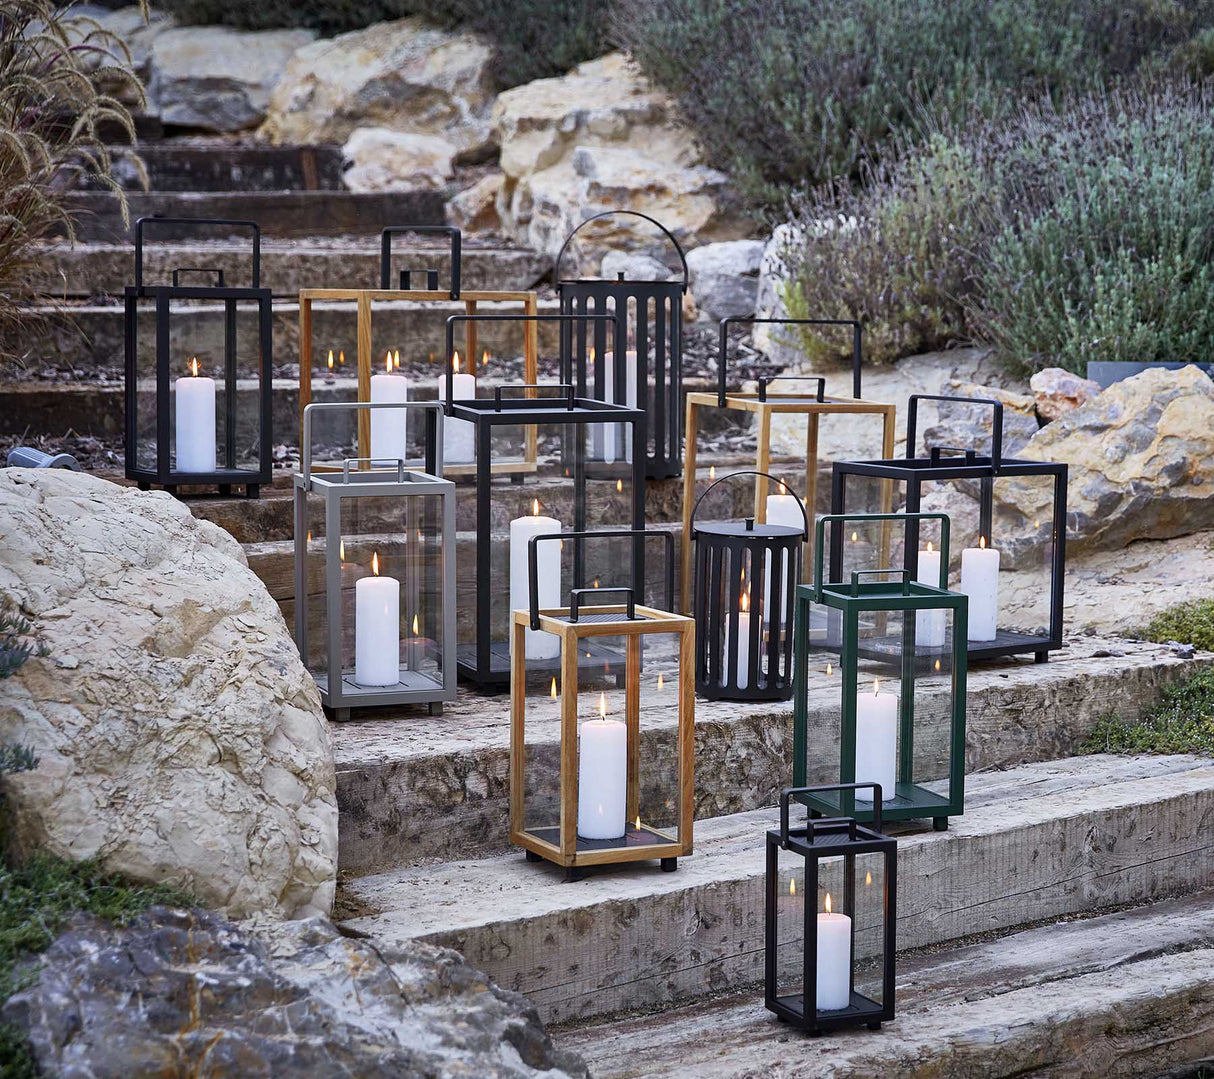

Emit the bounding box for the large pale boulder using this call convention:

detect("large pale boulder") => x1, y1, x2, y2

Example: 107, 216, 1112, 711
149, 26, 315, 131
687, 239, 765, 321
259, 17, 495, 159
921, 382, 1041, 458
67, 5, 175, 104
342, 127, 456, 192
447, 172, 504, 233
0, 470, 337, 919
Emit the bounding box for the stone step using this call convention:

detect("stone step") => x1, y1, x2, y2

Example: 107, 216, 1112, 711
31, 240, 548, 298
57, 190, 445, 242
329, 637, 1206, 876
556, 891, 1214, 1078
339, 753, 1214, 1026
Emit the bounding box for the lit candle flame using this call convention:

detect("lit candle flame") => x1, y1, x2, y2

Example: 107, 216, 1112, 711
778, 482, 787, 495
532, 498, 540, 516
307, 530, 312, 543
934, 659, 941, 672
452, 350, 461, 373
339, 539, 345, 562
385, 351, 392, 374
372, 551, 380, 576
598, 691, 607, 719
980, 535, 987, 550
482, 349, 490, 367
741, 590, 750, 613
412, 614, 419, 635
851, 531, 859, 543
589, 346, 596, 363
865, 871, 873, 886
635, 815, 641, 831
657, 672, 665, 691
338, 349, 346, 365
593, 579, 599, 588
873, 677, 881, 695
709, 465, 716, 480
826, 662, 833, 676
189, 356, 199, 377
394, 349, 401, 369
616, 478, 623, 493
824, 891, 833, 914
550, 677, 558, 700
327, 349, 334, 370
790, 878, 796, 897
926, 540, 934, 553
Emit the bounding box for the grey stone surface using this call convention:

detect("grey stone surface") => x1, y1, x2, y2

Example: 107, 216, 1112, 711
3, 906, 587, 1078
686, 239, 765, 321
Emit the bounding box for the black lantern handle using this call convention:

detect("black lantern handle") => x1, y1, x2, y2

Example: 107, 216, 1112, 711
906, 393, 1004, 471
717, 317, 863, 404
813, 512, 952, 598
380, 225, 461, 298
780, 783, 884, 844
134, 217, 260, 290
757, 375, 825, 403
300, 400, 445, 484
689, 469, 809, 541
570, 586, 634, 623
929, 445, 979, 465
553, 210, 689, 293
849, 568, 911, 596
171, 267, 224, 287
527, 528, 675, 630
494, 383, 575, 411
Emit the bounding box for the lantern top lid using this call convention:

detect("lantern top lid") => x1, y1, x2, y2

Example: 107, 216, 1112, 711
553, 210, 689, 292
691, 470, 809, 542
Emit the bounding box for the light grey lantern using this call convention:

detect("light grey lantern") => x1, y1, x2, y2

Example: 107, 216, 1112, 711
294, 401, 456, 720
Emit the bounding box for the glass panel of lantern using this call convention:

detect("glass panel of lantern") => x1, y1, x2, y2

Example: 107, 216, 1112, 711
510, 530, 693, 880
555, 210, 687, 480
124, 216, 272, 496
443, 313, 646, 689
293, 401, 455, 721
689, 470, 809, 702
831, 394, 1068, 664
766, 784, 897, 1033
794, 513, 968, 830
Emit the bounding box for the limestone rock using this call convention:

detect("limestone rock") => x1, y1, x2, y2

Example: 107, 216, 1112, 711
1031, 366, 1102, 422
67, 4, 174, 104
448, 172, 504, 233
150, 26, 315, 132
259, 17, 495, 159
687, 239, 765, 322
342, 127, 455, 192
0, 470, 336, 919
599, 249, 679, 282
920, 382, 1041, 458
4, 907, 589, 1078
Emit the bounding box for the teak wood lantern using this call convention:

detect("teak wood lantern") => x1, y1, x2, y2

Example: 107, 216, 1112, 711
556, 210, 686, 480
297, 224, 540, 479
765, 783, 897, 1033
831, 393, 1068, 663
681, 317, 896, 612
293, 400, 456, 720
510, 529, 694, 881
793, 512, 968, 830
689, 470, 809, 702
124, 216, 272, 497
443, 313, 647, 689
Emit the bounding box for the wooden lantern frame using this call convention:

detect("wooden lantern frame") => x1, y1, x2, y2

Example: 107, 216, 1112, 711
297, 225, 540, 479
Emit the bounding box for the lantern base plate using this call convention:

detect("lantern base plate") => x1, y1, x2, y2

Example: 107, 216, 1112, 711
527, 822, 679, 856
318, 666, 451, 714
845, 627, 1055, 667
767, 990, 888, 1032
797, 781, 953, 824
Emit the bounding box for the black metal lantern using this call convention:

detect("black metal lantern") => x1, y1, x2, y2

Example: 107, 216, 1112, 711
690, 471, 808, 701
831, 394, 1068, 663
555, 210, 686, 480
124, 216, 272, 497
766, 783, 897, 1034
442, 313, 646, 689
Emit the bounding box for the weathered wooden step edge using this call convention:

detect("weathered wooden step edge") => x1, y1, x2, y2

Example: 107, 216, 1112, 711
557, 890, 1214, 1078
341, 754, 1214, 1025
330, 638, 1210, 875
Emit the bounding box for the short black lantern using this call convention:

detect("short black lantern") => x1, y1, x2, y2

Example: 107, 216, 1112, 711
124, 216, 272, 497
690, 471, 808, 702
555, 210, 686, 480
766, 783, 897, 1033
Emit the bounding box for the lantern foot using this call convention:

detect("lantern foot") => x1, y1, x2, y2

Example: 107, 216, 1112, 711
1035, 650, 1048, 664
661, 858, 677, 873
525, 850, 542, 863
564, 866, 584, 883
428, 701, 444, 716
164, 485, 178, 498
867, 1021, 882, 1031
137, 481, 151, 491
245, 484, 259, 500
218, 483, 232, 496
932, 817, 949, 831
511, 474, 524, 486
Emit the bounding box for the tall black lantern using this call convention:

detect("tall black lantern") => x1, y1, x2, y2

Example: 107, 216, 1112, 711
690, 471, 808, 702
766, 783, 897, 1034
831, 394, 1068, 663
124, 217, 272, 497
442, 313, 646, 689
556, 210, 686, 480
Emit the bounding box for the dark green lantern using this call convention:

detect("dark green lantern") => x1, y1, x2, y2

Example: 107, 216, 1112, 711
793, 513, 968, 831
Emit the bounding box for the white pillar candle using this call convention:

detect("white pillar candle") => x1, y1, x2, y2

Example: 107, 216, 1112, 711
174, 358, 216, 473
355, 552, 400, 686
439, 350, 476, 464
915, 541, 947, 649
370, 352, 409, 464
510, 500, 562, 660
960, 537, 1000, 641
597, 349, 639, 464
724, 591, 753, 689
816, 892, 853, 1011
855, 678, 897, 798
764, 488, 802, 622
577, 692, 627, 840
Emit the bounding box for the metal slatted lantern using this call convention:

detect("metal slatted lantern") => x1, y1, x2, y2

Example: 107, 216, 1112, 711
443, 313, 646, 689
793, 513, 968, 831
690, 471, 808, 702
124, 216, 272, 497
556, 211, 686, 480
293, 400, 456, 721
831, 394, 1068, 664
766, 783, 897, 1033
681, 317, 897, 611
510, 530, 694, 881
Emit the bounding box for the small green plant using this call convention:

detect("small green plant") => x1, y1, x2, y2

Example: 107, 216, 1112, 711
1082, 668, 1214, 757
0, 601, 48, 681
1141, 599, 1214, 652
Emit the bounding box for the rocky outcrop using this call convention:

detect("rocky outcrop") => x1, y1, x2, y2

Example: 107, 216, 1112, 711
1031, 367, 1102, 422
921, 383, 1041, 458
149, 26, 315, 131
259, 17, 495, 159
686, 239, 765, 321
342, 127, 456, 192
448, 172, 504, 233
68, 4, 175, 105
0, 470, 336, 919
4, 907, 589, 1078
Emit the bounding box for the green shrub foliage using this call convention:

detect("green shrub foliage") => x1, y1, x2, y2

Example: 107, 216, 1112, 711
1083, 666, 1214, 757
1142, 599, 1214, 653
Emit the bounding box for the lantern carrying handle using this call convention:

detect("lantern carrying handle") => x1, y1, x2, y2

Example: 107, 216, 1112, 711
757, 375, 825, 403
134, 216, 260, 290
527, 528, 675, 630
171, 267, 224, 287
690, 470, 809, 541
849, 568, 911, 597
569, 586, 635, 623
494, 383, 576, 411
813, 512, 951, 600
300, 400, 445, 486
780, 783, 884, 843
906, 393, 1004, 471
717, 317, 863, 404
380, 225, 461, 298
553, 210, 689, 293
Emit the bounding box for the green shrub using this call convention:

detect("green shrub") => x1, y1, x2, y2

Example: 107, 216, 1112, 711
1082, 667, 1214, 756
0, 600, 48, 681
1141, 599, 1214, 652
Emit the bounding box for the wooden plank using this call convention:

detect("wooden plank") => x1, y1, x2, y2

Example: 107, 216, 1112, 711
681, 397, 700, 615
509, 612, 526, 843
